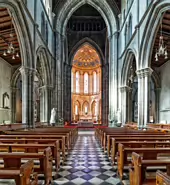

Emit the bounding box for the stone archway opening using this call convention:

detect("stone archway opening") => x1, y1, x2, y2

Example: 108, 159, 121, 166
62, 4, 110, 126
0, 7, 23, 124
71, 44, 102, 125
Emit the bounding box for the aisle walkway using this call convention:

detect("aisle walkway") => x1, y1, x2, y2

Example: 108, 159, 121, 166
54, 131, 122, 185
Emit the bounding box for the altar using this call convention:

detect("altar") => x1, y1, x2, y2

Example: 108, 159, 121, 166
77, 121, 93, 127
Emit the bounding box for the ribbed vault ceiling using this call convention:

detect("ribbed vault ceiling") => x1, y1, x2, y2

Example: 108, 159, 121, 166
73, 44, 101, 69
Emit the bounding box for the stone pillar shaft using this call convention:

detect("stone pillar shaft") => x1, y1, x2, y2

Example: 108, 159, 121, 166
136, 68, 152, 128
109, 32, 118, 125
20, 67, 35, 128
10, 88, 17, 123
155, 88, 161, 123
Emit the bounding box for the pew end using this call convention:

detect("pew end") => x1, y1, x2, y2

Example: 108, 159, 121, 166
156, 170, 170, 185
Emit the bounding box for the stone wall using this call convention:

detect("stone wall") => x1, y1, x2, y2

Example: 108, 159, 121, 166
0, 58, 12, 123
159, 61, 170, 123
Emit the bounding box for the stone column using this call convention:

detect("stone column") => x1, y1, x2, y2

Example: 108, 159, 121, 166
136, 70, 144, 128
72, 70, 76, 93
10, 87, 17, 123
136, 68, 152, 128
39, 85, 52, 125
155, 88, 161, 123
143, 68, 153, 127
120, 86, 130, 126
127, 87, 132, 123
66, 65, 72, 121
55, 33, 64, 120
109, 31, 118, 125
20, 67, 35, 128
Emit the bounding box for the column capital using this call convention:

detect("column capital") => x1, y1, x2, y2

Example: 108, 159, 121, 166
108, 31, 119, 40
19, 67, 36, 76
10, 87, 18, 92
136, 67, 153, 78
39, 85, 53, 90
120, 86, 132, 92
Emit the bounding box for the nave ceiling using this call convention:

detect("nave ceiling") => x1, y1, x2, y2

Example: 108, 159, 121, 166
0, 8, 20, 66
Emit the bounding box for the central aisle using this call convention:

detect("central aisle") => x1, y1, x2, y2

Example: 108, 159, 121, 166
54, 131, 122, 185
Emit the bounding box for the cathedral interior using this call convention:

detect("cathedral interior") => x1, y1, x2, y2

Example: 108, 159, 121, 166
0, 0, 169, 184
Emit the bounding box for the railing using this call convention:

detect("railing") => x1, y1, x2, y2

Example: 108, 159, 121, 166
72, 92, 101, 96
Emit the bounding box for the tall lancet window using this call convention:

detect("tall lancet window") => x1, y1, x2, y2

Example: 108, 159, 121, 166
76, 71, 80, 93
75, 105, 78, 115
93, 71, 97, 93
84, 73, 88, 94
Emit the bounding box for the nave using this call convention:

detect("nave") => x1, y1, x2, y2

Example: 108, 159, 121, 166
53, 132, 122, 185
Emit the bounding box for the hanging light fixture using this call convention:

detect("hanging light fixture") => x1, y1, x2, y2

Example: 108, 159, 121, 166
155, 18, 168, 62
2, 12, 19, 59
16, 52, 19, 57
3, 51, 6, 56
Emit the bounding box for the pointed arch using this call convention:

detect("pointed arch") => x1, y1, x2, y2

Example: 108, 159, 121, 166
36, 46, 51, 86
74, 100, 81, 115
91, 100, 97, 116
69, 37, 104, 66
121, 49, 137, 87
82, 101, 89, 114
54, 0, 118, 37
140, 0, 170, 68
0, 1, 33, 68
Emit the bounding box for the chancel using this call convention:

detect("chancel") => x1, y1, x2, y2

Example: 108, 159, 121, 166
0, 0, 170, 185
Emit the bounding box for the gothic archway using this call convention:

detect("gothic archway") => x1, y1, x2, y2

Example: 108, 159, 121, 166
36, 47, 52, 124
54, 0, 119, 126
0, 1, 34, 126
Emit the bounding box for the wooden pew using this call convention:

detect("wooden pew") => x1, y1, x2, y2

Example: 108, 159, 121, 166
98, 128, 169, 151
0, 147, 52, 184
129, 152, 170, 185
6, 127, 78, 147
4, 131, 71, 150
0, 141, 60, 172
156, 170, 170, 185
111, 138, 170, 164
0, 137, 65, 160
106, 135, 170, 157
117, 144, 170, 180
0, 135, 66, 159
0, 160, 38, 185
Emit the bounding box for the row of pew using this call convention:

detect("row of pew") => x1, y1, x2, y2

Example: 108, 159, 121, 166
0, 126, 78, 185
95, 126, 170, 185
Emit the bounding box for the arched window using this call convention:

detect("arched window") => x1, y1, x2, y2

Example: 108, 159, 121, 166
41, 12, 45, 38
75, 105, 78, 115
84, 73, 88, 93
93, 71, 97, 93
45, 21, 48, 44
124, 24, 128, 46
128, 15, 132, 40
76, 71, 80, 93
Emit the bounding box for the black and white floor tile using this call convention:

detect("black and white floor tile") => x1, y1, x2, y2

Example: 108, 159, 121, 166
53, 131, 123, 185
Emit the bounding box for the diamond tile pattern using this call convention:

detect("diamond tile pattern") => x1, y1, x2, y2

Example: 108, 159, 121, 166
0, 131, 123, 185
54, 132, 122, 185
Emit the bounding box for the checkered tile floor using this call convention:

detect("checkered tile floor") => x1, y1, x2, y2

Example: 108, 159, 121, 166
0, 131, 126, 185
53, 131, 123, 185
